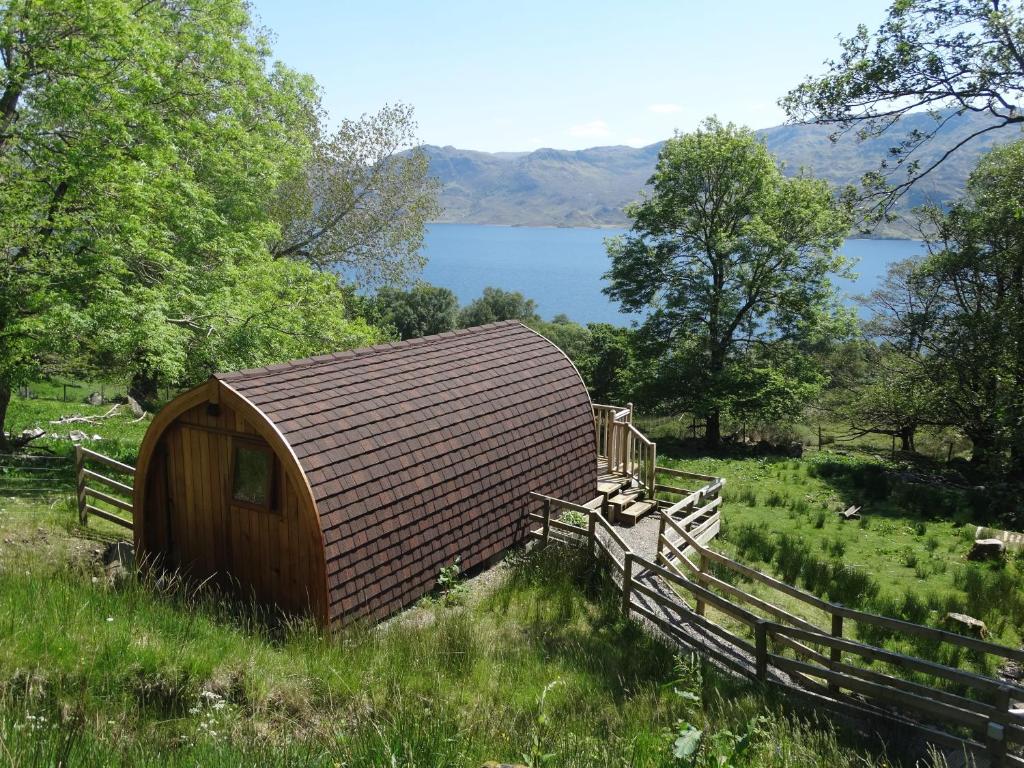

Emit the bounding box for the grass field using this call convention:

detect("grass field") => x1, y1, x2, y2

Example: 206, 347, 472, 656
658, 450, 1024, 676
0, 493, 897, 767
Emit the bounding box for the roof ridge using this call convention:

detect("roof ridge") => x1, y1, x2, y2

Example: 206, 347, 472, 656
215, 321, 529, 382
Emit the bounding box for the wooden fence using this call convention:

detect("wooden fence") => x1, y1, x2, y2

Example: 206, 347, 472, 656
529, 471, 1024, 767
74, 446, 135, 530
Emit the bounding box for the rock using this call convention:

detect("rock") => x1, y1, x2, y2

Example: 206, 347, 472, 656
126, 396, 145, 418
968, 538, 1006, 561
69, 430, 87, 443
787, 441, 804, 458
102, 540, 135, 586
945, 612, 988, 638
20, 427, 44, 441
86, 391, 103, 406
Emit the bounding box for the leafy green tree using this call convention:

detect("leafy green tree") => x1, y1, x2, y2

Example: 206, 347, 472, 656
370, 283, 459, 340
782, 0, 1024, 217
458, 287, 541, 328
604, 118, 853, 446
270, 103, 441, 287
0, 0, 391, 437
912, 140, 1024, 473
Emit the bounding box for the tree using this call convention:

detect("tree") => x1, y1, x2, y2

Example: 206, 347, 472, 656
458, 287, 541, 328
370, 283, 459, 340
838, 260, 945, 451
270, 103, 441, 288
604, 119, 853, 446
782, 0, 1024, 217
0, 0, 394, 438
913, 140, 1024, 473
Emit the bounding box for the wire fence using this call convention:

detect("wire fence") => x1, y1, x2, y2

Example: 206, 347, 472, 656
0, 453, 74, 496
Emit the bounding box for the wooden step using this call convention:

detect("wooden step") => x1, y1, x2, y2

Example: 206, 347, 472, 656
598, 480, 625, 496
607, 490, 642, 518
618, 499, 656, 526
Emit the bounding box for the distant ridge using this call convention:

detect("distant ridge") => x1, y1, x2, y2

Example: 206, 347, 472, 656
423, 111, 1022, 237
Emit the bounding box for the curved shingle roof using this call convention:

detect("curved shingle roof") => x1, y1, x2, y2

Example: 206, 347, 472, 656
216, 321, 596, 624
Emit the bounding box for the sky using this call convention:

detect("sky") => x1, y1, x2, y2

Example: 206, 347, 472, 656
249, 0, 894, 153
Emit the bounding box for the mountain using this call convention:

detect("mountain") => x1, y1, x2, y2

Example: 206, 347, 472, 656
424, 111, 1023, 236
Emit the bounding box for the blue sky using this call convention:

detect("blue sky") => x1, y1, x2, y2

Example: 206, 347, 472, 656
249, 1, 893, 153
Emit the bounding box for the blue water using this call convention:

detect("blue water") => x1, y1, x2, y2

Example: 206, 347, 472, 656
421, 223, 926, 326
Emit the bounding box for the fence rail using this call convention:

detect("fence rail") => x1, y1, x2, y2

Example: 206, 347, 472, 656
529, 474, 1024, 767
74, 446, 135, 530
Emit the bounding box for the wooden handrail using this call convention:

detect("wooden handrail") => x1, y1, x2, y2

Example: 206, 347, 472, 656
533, 475, 1024, 759
662, 508, 1024, 664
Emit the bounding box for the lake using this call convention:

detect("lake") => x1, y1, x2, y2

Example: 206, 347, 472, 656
421, 223, 926, 326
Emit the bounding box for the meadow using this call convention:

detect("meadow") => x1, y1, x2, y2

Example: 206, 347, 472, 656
0, 386, 1011, 765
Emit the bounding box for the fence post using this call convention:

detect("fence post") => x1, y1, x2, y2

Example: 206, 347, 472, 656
622, 553, 634, 617
656, 512, 666, 565
588, 509, 597, 559
542, 497, 551, 544
696, 553, 707, 617
74, 445, 87, 525
829, 607, 843, 694
987, 685, 1011, 768
755, 621, 768, 681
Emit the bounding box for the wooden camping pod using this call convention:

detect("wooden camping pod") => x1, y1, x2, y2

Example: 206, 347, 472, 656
133, 322, 597, 626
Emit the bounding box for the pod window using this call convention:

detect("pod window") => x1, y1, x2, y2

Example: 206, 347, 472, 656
231, 441, 273, 510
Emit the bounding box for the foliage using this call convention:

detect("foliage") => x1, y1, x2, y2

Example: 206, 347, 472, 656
782, 0, 1024, 219
270, 103, 440, 288
862, 140, 1024, 476
0, 1, 432, 435
605, 118, 853, 445
370, 282, 460, 340
458, 286, 541, 327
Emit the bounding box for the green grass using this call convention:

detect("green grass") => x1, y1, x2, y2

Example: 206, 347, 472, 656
0, 498, 891, 767
658, 449, 1024, 676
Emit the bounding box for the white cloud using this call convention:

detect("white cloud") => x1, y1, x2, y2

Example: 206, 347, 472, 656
648, 103, 683, 114
566, 119, 611, 139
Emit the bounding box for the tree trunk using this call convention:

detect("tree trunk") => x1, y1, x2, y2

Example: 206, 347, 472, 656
0, 384, 10, 451
705, 409, 722, 448
129, 369, 161, 412
899, 425, 915, 453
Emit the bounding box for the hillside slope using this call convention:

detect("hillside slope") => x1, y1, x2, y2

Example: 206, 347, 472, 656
425, 111, 1022, 234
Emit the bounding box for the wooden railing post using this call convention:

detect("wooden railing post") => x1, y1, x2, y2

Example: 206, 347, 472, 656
622, 553, 634, 617
829, 606, 843, 694
542, 497, 551, 544
755, 621, 768, 681
588, 509, 597, 558
656, 512, 667, 565
987, 685, 1011, 768
74, 445, 87, 525
696, 553, 707, 616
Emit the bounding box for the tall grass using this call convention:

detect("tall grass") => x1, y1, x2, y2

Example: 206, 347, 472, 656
0, 525, 892, 768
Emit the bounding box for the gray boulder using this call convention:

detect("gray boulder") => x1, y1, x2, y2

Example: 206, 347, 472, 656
945, 612, 988, 638
86, 391, 103, 406
968, 538, 1006, 561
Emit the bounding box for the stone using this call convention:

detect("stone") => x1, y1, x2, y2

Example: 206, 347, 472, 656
968, 538, 1006, 561
126, 396, 145, 418
86, 391, 103, 406
102, 540, 135, 586
945, 612, 988, 638
787, 441, 804, 458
